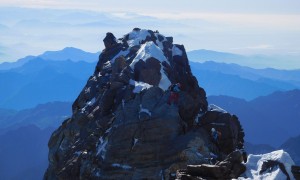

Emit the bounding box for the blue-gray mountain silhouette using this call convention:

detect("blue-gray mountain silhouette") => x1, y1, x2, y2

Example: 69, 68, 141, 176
0, 47, 99, 70
1, 48, 300, 110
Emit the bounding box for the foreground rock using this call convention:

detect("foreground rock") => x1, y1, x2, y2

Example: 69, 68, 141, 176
240, 150, 295, 180
176, 150, 246, 179
44, 29, 245, 179
176, 150, 299, 180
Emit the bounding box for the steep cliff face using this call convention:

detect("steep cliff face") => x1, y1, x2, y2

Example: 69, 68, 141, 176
44, 29, 245, 179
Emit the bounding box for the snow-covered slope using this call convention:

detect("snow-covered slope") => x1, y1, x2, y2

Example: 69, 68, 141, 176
240, 150, 295, 180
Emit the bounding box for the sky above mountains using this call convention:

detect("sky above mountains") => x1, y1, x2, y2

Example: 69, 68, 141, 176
0, 1, 300, 69
2, 0, 300, 14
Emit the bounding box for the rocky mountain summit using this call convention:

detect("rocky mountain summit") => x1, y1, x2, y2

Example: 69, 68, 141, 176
44, 28, 246, 179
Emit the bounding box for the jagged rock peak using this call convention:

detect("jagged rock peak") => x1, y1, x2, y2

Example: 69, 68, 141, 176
98, 28, 194, 90
87, 28, 207, 124
44, 28, 245, 180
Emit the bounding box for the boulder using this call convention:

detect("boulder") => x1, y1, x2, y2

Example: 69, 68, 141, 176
103, 32, 118, 49
133, 57, 161, 85
199, 109, 245, 155
176, 150, 246, 179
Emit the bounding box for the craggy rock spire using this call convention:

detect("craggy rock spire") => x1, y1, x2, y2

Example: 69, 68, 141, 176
44, 29, 245, 180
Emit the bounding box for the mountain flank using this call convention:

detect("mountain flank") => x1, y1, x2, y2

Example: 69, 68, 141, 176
44, 29, 246, 179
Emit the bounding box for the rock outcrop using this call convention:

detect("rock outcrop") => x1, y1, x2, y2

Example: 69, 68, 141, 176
176, 150, 247, 179
241, 150, 295, 180
44, 29, 245, 179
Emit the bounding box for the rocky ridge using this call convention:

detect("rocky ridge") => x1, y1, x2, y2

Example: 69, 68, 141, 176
44, 29, 245, 179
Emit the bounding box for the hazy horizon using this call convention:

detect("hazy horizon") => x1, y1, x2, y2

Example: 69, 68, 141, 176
0, 1, 299, 69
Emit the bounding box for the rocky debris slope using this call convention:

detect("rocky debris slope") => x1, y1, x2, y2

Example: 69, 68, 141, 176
44, 29, 245, 179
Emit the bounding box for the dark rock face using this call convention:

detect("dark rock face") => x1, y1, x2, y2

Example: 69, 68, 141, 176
133, 57, 161, 85
199, 107, 245, 156
44, 29, 245, 179
103, 32, 118, 49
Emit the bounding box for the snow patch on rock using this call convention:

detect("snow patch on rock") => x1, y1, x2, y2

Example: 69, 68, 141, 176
103, 61, 111, 69
81, 97, 96, 113
105, 127, 112, 134
110, 50, 130, 63
240, 150, 295, 180
133, 138, 139, 146
158, 67, 171, 91
172, 45, 183, 56
130, 79, 153, 93
131, 138, 139, 149
194, 112, 205, 124
154, 33, 167, 50
97, 137, 108, 160
111, 163, 132, 170
208, 104, 227, 113
88, 97, 96, 106
130, 41, 168, 68
139, 104, 152, 116
127, 29, 151, 47
129, 35, 171, 91
74, 151, 82, 156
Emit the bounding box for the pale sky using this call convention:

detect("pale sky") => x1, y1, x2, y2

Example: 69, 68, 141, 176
0, 0, 300, 68
1, 0, 300, 14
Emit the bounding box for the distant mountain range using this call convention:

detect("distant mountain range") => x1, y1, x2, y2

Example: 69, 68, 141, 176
208, 89, 300, 147
38, 47, 99, 63
188, 49, 245, 64
245, 135, 300, 165
0, 101, 72, 135
0, 101, 71, 179
190, 60, 300, 85
280, 134, 300, 165
0, 47, 99, 70
191, 61, 300, 100
0, 57, 95, 109
1, 47, 299, 109
188, 49, 300, 70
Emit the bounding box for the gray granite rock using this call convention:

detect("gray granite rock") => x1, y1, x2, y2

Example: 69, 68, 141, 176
44, 29, 244, 180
